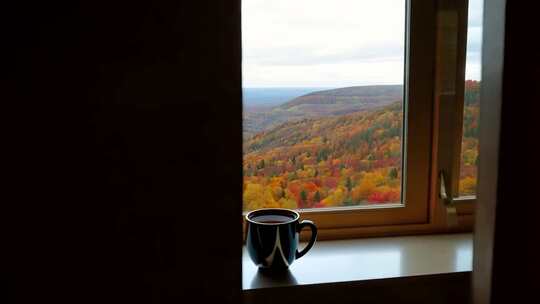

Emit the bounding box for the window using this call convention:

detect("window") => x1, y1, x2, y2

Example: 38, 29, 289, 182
243, 0, 478, 239
243, 0, 406, 211
458, 0, 483, 197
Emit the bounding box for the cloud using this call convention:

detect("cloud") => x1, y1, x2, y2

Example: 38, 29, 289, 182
468, 0, 484, 27
243, 0, 483, 87
465, 0, 484, 80
244, 42, 404, 66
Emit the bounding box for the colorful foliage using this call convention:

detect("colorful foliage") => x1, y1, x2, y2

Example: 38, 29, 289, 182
243, 81, 480, 210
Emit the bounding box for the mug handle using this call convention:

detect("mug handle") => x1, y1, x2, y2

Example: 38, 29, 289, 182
295, 220, 318, 259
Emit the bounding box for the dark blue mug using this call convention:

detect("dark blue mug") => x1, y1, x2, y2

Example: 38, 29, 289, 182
245, 208, 317, 270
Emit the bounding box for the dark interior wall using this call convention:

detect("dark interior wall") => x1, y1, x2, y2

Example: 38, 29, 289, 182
474, 1, 540, 303
490, 1, 540, 302
3, 1, 242, 303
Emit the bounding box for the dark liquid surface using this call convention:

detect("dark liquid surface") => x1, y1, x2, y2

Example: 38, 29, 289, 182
251, 214, 294, 224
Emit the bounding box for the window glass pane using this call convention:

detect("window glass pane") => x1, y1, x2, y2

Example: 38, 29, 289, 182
459, 0, 482, 196
242, 0, 405, 211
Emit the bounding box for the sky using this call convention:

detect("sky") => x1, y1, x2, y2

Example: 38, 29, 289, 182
242, 0, 483, 88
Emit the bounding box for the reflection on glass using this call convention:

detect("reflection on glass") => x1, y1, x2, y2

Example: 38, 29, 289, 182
242, 0, 406, 211
459, 0, 483, 196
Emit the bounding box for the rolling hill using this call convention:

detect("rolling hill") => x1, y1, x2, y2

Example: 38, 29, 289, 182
243, 102, 404, 211
243, 85, 403, 138
280, 85, 402, 112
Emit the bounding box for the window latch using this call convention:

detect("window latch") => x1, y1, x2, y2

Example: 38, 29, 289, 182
439, 171, 458, 226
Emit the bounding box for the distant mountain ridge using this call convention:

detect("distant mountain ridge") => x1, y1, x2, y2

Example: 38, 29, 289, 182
281, 85, 403, 108
280, 85, 403, 110
244, 85, 404, 138
243, 87, 329, 107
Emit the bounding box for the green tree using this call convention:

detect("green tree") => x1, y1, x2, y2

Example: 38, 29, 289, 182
317, 149, 329, 162
346, 177, 353, 192
389, 167, 398, 179
300, 189, 308, 203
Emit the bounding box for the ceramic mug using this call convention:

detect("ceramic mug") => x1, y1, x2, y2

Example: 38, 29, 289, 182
245, 208, 317, 270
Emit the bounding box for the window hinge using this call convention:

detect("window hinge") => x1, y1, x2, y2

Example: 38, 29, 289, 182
439, 170, 458, 226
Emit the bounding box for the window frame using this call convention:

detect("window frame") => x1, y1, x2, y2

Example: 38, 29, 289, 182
242, 0, 475, 240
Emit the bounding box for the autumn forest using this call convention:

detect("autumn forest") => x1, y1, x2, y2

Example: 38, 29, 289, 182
243, 81, 479, 211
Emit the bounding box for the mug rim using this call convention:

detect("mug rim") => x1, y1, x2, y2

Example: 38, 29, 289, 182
245, 208, 300, 226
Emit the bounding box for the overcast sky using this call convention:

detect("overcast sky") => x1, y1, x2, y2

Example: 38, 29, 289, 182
242, 0, 483, 88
